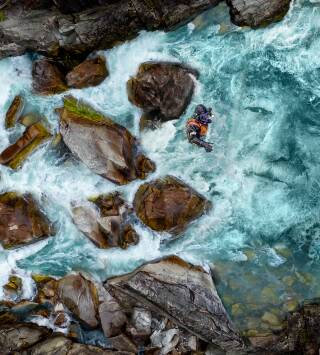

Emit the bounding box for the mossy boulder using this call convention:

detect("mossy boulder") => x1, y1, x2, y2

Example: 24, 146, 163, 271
133, 175, 212, 234
0, 192, 54, 249
32, 59, 67, 95
0, 122, 51, 169
58, 96, 155, 185
5, 95, 24, 129
66, 55, 108, 89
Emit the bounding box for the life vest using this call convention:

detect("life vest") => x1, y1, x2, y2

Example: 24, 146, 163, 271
186, 119, 208, 137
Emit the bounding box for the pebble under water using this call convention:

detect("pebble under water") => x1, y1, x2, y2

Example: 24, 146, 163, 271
0, 0, 320, 334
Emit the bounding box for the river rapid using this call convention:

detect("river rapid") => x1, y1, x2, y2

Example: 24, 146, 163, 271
0, 0, 320, 333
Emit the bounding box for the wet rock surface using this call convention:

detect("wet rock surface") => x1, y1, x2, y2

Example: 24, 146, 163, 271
0, 122, 51, 169
66, 55, 108, 89
133, 175, 211, 234
0, 0, 219, 59
128, 62, 198, 126
227, 0, 292, 28
58, 96, 155, 185
107, 255, 244, 351
0, 192, 54, 249
4, 95, 24, 129
32, 59, 67, 95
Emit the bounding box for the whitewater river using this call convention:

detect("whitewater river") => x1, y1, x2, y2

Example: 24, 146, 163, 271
0, 0, 319, 333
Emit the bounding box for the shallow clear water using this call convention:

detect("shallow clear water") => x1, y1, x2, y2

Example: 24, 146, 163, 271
0, 0, 320, 334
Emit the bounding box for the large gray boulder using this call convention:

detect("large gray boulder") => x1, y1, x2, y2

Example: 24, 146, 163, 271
227, 0, 291, 28
0, 0, 219, 59
107, 256, 244, 352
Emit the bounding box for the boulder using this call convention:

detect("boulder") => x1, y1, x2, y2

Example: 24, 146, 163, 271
127, 62, 198, 125
226, 0, 291, 28
133, 175, 211, 234
26, 335, 72, 355
58, 96, 155, 185
0, 122, 51, 169
0, 192, 54, 249
66, 55, 108, 89
0, 323, 51, 352
3, 275, 23, 300
32, 59, 67, 95
68, 343, 134, 355
72, 193, 139, 249
0, 1, 218, 59
107, 256, 244, 352
5, 95, 24, 129
57, 274, 99, 329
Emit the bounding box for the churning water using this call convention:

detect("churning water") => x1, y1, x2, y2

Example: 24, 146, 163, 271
0, 0, 320, 332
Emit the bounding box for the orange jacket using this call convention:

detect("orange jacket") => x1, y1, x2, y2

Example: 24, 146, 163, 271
186, 119, 208, 137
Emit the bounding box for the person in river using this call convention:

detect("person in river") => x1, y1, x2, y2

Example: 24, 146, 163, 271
186, 104, 214, 152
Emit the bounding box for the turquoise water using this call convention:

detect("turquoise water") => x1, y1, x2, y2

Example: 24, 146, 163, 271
0, 0, 320, 333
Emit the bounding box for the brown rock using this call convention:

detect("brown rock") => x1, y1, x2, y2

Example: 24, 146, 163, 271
57, 274, 99, 329
0, 122, 51, 169
226, 0, 291, 28
5, 95, 24, 129
3, 275, 23, 300
133, 175, 211, 234
26, 335, 72, 355
58, 96, 155, 185
32, 59, 67, 95
107, 256, 244, 352
108, 333, 138, 353
99, 291, 127, 338
128, 62, 198, 125
68, 343, 134, 355
0, 192, 54, 249
66, 55, 108, 89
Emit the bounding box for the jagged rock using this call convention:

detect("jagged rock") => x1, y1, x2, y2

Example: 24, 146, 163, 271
133, 175, 211, 234
58, 96, 155, 185
226, 0, 291, 28
0, 192, 54, 249
127, 62, 198, 125
0, 323, 51, 352
3, 275, 23, 300
57, 274, 99, 329
32, 59, 67, 95
4, 95, 24, 129
0, 122, 51, 169
0, 1, 219, 59
151, 328, 180, 355
66, 55, 108, 89
131, 307, 152, 336
107, 256, 244, 352
99, 291, 128, 338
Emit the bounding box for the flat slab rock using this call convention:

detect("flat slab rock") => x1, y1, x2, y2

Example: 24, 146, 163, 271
58, 96, 155, 185
227, 0, 292, 28
107, 255, 244, 352
133, 175, 211, 234
0, 192, 54, 249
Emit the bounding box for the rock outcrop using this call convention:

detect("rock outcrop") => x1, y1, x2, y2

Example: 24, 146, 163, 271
4, 95, 24, 129
128, 62, 198, 127
226, 0, 292, 28
32, 59, 67, 95
107, 256, 244, 352
133, 175, 211, 234
0, 0, 219, 59
66, 55, 108, 89
0, 192, 54, 249
57, 274, 99, 329
0, 122, 51, 169
58, 96, 155, 185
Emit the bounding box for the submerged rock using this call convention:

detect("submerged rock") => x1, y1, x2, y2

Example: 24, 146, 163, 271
0, 122, 51, 169
133, 175, 211, 234
72, 193, 139, 249
107, 255, 244, 352
57, 274, 99, 329
0, 192, 54, 249
32, 59, 67, 95
127, 62, 198, 126
0, 1, 219, 59
66, 55, 108, 89
5, 95, 24, 129
226, 0, 291, 28
58, 96, 155, 185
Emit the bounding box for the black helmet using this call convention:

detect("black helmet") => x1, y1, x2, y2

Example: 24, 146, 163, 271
195, 104, 208, 115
